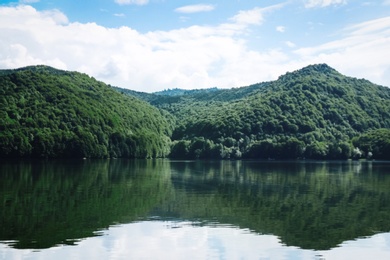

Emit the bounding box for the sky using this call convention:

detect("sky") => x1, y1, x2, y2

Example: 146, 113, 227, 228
0, 0, 390, 92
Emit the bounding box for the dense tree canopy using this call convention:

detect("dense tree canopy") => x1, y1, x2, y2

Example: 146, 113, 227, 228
0, 66, 172, 158
119, 64, 390, 160
1, 64, 389, 160
352, 128, 390, 160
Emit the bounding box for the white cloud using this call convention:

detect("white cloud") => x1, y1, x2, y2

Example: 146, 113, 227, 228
276, 26, 285, 32
293, 16, 390, 86
230, 8, 265, 26
285, 41, 296, 48
304, 0, 347, 8
0, 5, 289, 92
175, 4, 215, 14
383, 0, 390, 5
229, 4, 284, 26
114, 0, 148, 6
1, 4, 389, 93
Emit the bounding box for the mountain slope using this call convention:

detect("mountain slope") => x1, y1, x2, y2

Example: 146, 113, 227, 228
0, 65, 172, 158
2, 64, 389, 160
115, 81, 269, 107
123, 64, 390, 160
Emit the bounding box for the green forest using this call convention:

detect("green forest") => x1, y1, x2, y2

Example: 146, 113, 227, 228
1, 64, 390, 159
0, 66, 172, 158
118, 64, 390, 160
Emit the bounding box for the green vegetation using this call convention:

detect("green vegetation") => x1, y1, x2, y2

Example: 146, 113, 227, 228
0, 159, 172, 249
352, 128, 390, 160
2, 160, 390, 250
0, 66, 172, 158
119, 64, 390, 160
160, 160, 390, 250
1, 64, 390, 159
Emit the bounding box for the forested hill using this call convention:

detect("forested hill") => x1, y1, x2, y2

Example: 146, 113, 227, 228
0, 65, 172, 158
118, 64, 390, 160
115, 81, 269, 105
2, 64, 390, 160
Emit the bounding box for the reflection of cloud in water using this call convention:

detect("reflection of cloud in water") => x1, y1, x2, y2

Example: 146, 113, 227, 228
2, 221, 390, 260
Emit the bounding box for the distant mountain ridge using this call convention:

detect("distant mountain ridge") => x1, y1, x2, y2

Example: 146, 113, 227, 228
154, 87, 219, 96
1, 63, 389, 159
118, 63, 390, 160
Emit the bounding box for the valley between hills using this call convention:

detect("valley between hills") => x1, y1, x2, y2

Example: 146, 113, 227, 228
1, 64, 389, 160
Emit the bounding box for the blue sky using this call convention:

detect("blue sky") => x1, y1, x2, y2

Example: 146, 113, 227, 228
0, 0, 390, 92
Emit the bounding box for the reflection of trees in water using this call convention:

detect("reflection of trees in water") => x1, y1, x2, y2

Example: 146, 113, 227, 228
1, 160, 390, 251
0, 159, 173, 249
163, 160, 390, 250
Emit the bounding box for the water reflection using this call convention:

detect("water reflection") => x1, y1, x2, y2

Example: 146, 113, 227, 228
1, 159, 390, 256
1, 221, 390, 260
164, 160, 390, 250
0, 159, 172, 249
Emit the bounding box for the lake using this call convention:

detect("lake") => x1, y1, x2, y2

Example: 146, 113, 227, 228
1, 159, 390, 259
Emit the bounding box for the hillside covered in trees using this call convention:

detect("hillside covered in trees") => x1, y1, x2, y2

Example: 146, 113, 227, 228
0, 66, 172, 158
1, 64, 390, 160
118, 64, 390, 160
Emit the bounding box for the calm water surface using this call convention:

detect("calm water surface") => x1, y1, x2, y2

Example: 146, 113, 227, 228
1, 159, 390, 259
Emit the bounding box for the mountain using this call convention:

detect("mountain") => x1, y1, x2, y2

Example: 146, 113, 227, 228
120, 64, 390, 160
115, 81, 269, 105
2, 64, 389, 160
154, 87, 219, 96
0, 65, 172, 158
